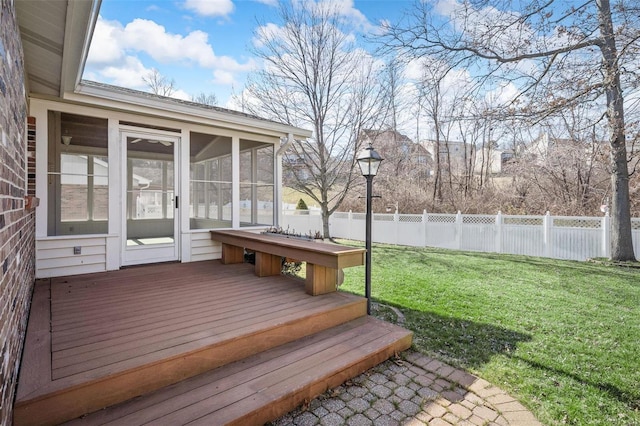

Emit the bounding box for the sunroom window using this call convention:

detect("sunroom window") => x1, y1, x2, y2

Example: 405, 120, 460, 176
240, 140, 274, 227
47, 112, 108, 236
189, 133, 232, 229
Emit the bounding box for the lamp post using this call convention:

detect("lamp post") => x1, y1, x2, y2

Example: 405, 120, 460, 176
356, 142, 383, 315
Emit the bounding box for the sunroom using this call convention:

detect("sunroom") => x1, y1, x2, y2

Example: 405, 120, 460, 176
32, 83, 311, 277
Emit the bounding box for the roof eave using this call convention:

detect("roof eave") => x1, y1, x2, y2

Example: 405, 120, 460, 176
64, 82, 311, 140
60, 0, 102, 96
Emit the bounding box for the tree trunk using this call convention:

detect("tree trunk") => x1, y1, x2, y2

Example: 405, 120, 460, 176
598, 0, 636, 261
321, 205, 331, 239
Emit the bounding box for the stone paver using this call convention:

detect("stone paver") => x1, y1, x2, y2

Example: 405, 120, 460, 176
266, 302, 542, 426
268, 349, 542, 426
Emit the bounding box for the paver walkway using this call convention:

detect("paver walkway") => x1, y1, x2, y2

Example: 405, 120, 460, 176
270, 301, 541, 426
270, 349, 541, 426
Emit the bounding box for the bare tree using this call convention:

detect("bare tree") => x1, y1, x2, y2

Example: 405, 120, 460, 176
243, 2, 384, 237
415, 60, 468, 209
142, 68, 176, 97
383, 0, 640, 261
191, 92, 218, 106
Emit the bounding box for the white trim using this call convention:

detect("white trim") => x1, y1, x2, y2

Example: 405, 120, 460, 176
61, 0, 101, 95
232, 136, 240, 228
120, 129, 181, 266
66, 85, 312, 140
33, 103, 49, 238
180, 129, 191, 261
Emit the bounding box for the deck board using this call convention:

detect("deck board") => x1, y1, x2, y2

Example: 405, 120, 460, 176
64, 317, 412, 426
66, 319, 371, 425
15, 260, 368, 426
51, 288, 302, 352
50, 281, 290, 337
52, 294, 355, 378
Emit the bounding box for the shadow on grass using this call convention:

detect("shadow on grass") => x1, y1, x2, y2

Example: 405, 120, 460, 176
511, 355, 640, 411
382, 305, 532, 370
376, 302, 640, 413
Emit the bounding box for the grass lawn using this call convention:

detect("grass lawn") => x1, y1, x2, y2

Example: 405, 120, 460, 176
338, 242, 640, 426
282, 187, 318, 208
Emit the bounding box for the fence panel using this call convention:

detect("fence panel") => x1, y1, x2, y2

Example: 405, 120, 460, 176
398, 214, 425, 247
373, 214, 397, 245
501, 216, 545, 257
460, 215, 497, 252
328, 212, 351, 239
281, 212, 323, 236
634, 220, 640, 259
425, 214, 458, 250
282, 210, 639, 262
551, 217, 603, 260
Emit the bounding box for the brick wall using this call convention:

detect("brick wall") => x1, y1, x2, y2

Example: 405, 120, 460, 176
0, 2, 36, 425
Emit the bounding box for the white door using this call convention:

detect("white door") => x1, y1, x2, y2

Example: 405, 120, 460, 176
121, 131, 180, 265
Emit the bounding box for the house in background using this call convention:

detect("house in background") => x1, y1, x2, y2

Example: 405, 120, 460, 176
1, 0, 311, 423
360, 129, 432, 180
421, 139, 512, 176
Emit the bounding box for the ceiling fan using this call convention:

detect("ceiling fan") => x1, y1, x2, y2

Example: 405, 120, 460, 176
130, 138, 172, 147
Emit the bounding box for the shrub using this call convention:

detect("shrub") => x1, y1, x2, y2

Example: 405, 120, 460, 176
295, 198, 309, 210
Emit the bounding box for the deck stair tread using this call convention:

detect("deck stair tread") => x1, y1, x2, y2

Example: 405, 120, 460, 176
64, 316, 413, 426
14, 260, 412, 426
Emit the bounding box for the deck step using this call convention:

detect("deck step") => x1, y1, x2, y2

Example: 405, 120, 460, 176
64, 316, 412, 426
14, 263, 368, 426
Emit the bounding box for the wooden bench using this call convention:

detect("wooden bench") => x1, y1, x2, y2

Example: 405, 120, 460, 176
210, 230, 365, 296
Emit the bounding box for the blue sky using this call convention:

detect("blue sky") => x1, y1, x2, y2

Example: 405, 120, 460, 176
84, 0, 410, 108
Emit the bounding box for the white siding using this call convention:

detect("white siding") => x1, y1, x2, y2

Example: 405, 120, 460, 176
189, 231, 222, 262
36, 236, 107, 278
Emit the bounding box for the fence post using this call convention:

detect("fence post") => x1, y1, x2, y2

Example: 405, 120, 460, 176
543, 211, 552, 258
348, 210, 353, 240
602, 212, 611, 258
496, 211, 503, 254
394, 209, 400, 245
456, 211, 463, 250
422, 210, 428, 248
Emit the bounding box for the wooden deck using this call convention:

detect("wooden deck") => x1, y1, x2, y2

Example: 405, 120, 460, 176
15, 260, 412, 426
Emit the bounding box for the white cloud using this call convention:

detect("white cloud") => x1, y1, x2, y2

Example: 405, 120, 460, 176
212, 69, 235, 85
86, 17, 126, 65
322, 0, 371, 31
86, 14, 255, 95
289, 0, 374, 33
254, 0, 278, 6
434, 0, 534, 58
253, 22, 283, 48
183, 0, 234, 17
172, 89, 192, 100
485, 82, 519, 105
434, 0, 458, 16
98, 56, 152, 88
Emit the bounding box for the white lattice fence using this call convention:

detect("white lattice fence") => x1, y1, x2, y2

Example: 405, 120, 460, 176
398, 214, 425, 247
282, 210, 640, 261
461, 215, 497, 252
633, 220, 640, 257
425, 214, 458, 250
551, 217, 604, 260
501, 216, 545, 257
